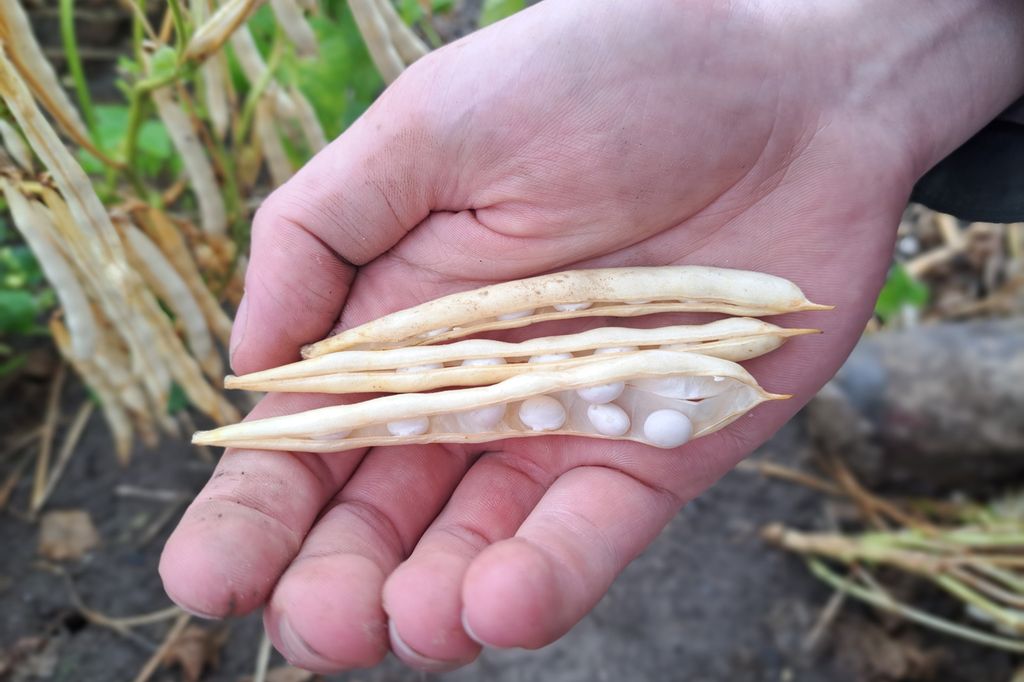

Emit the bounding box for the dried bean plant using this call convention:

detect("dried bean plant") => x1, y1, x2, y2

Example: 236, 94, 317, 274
0, 0, 426, 460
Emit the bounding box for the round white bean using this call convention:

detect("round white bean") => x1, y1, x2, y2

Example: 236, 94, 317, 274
461, 357, 507, 367
576, 381, 625, 404
587, 403, 630, 436
497, 309, 535, 321
460, 404, 507, 432
310, 429, 351, 440
643, 410, 693, 448
528, 353, 574, 364
396, 363, 444, 374
593, 346, 639, 355
553, 302, 592, 312
387, 417, 431, 436
518, 396, 566, 431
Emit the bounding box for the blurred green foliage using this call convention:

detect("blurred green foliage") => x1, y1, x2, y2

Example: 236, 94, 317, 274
79, 104, 178, 178
480, 0, 525, 26
875, 263, 929, 323
0, 215, 53, 374
244, 3, 383, 139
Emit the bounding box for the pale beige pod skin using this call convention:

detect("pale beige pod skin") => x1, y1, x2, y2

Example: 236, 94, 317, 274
192, 350, 788, 453
229, 317, 817, 394
301, 266, 830, 356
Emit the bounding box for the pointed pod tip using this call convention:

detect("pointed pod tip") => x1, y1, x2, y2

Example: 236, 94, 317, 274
802, 302, 835, 311
191, 430, 216, 445
769, 393, 793, 401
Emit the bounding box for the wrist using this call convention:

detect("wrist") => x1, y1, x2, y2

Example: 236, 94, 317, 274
805, 0, 1024, 181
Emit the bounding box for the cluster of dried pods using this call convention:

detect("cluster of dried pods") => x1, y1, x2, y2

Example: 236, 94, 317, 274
194, 266, 830, 453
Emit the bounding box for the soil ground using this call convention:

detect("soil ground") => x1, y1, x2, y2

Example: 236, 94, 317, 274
1, 371, 1016, 681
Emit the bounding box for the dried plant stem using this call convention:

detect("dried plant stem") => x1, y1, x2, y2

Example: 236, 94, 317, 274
131, 611, 191, 682
252, 628, 272, 682
33, 400, 93, 514
0, 449, 33, 510
31, 362, 65, 511
736, 460, 842, 497
809, 559, 1024, 653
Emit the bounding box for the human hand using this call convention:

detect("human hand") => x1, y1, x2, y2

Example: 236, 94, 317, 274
160, 0, 1024, 672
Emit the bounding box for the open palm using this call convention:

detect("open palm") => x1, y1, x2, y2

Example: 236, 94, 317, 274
159, 0, 1024, 672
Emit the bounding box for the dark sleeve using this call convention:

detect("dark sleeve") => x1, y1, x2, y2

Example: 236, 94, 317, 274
910, 96, 1024, 222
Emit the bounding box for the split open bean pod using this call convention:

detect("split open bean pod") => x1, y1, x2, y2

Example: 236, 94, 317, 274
194, 266, 830, 453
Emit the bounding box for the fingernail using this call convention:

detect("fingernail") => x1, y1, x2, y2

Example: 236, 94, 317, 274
460, 610, 495, 648
229, 293, 249, 370
388, 620, 467, 672
277, 616, 318, 662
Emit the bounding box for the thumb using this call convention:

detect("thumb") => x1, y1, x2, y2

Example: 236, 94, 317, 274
230, 68, 445, 374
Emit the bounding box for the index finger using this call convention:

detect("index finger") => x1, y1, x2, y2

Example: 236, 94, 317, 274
230, 77, 442, 374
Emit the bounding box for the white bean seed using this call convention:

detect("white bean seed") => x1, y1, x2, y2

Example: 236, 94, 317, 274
593, 346, 639, 355
423, 327, 451, 338
518, 396, 566, 431
497, 309, 535, 321
528, 353, 574, 364
643, 409, 693, 448
387, 417, 430, 436
310, 430, 351, 440
587, 403, 630, 436
460, 404, 507, 432
461, 357, 507, 367
553, 302, 592, 312
396, 363, 445, 374
576, 381, 625, 404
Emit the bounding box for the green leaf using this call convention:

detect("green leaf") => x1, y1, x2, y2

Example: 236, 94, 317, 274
0, 245, 44, 288
150, 46, 179, 81
480, 0, 524, 26
82, 104, 176, 177
167, 382, 189, 414
0, 289, 39, 335
875, 263, 929, 322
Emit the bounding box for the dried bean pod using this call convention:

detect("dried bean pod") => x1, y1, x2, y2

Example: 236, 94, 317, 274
151, 86, 228, 236
0, 180, 95, 359
194, 350, 786, 452
374, 0, 428, 64
303, 266, 830, 356
0, 119, 32, 170
270, 0, 318, 58
186, 0, 264, 62
348, 0, 405, 83
120, 221, 223, 380
230, 318, 816, 393
0, 0, 93, 151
